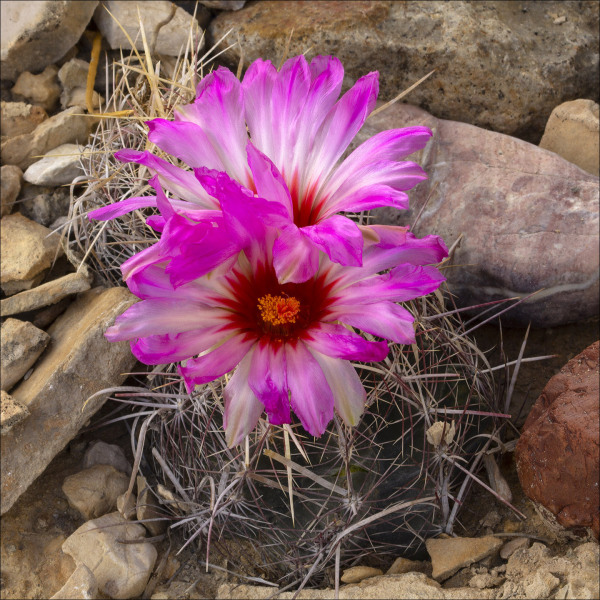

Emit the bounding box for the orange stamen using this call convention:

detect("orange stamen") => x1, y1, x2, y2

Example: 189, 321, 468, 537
258, 294, 301, 326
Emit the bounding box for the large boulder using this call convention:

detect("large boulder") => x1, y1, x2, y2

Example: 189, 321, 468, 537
515, 341, 599, 539
0, 1, 98, 81
0, 287, 138, 515
209, 0, 599, 142
360, 103, 599, 327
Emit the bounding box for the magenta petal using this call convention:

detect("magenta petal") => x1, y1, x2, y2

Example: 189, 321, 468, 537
285, 341, 333, 437
248, 340, 290, 425
179, 334, 254, 388
88, 196, 158, 221
272, 226, 320, 284
115, 149, 217, 208
304, 323, 389, 362
301, 215, 363, 267
308, 350, 366, 427
147, 118, 227, 171
246, 142, 293, 219
342, 264, 446, 305
130, 326, 229, 365
121, 242, 164, 281
127, 264, 211, 302
331, 301, 416, 345
223, 348, 264, 447
105, 299, 225, 341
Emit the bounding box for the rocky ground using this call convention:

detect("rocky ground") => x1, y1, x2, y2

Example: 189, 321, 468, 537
1, 1, 599, 599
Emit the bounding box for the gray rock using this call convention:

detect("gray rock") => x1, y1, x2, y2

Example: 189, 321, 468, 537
426, 536, 503, 581
1, 272, 91, 318
23, 143, 88, 186
0, 390, 30, 435
0, 1, 99, 81
11, 65, 61, 112
1, 106, 96, 170
62, 511, 157, 600
94, 1, 204, 56
17, 188, 70, 227
50, 564, 98, 600
362, 103, 600, 327
210, 0, 599, 142
0, 164, 22, 217
83, 440, 132, 476
0, 318, 50, 392
0, 213, 64, 295
0, 286, 138, 515
62, 464, 130, 520
200, 0, 246, 9
0, 101, 48, 138
540, 99, 599, 176
58, 58, 104, 111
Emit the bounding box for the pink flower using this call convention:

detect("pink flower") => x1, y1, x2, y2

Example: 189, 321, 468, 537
90, 55, 432, 284
105, 174, 448, 446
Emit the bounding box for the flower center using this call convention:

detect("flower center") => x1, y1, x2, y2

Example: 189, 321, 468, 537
258, 294, 301, 326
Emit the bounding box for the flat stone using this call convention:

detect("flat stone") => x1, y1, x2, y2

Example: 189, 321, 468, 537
540, 99, 599, 176
0, 213, 64, 295
216, 572, 493, 599
363, 103, 599, 327
11, 65, 61, 112
500, 537, 531, 560
0, 286, 138, 515
1, 106, 95, 170
515, 341, 599, 538
340, 566, 383, 584
50, 564, 98, 600
23, 143, 88, 186
0, 164, 22, 217
426, 536, 503, 581
1, 272, 90, 317
0, 318, 50, 392
0, 390, 30, 435
83, 440, 132, 476
387, 556, 428, 575
58, 58, 103, 111
62, 511, 157, 600
62, 464, 130, 520
1, 101, 48, 138
94, 1, 204, 56
210, 1, 599, 141
0, 1, 99, 81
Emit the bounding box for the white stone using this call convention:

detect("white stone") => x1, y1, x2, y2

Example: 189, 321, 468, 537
23, 144, 88, 186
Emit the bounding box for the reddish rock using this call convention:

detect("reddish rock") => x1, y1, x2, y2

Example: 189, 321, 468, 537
515, 341, 599, 539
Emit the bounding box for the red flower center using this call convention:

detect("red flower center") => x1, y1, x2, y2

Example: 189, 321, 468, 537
258, 294, 301, 326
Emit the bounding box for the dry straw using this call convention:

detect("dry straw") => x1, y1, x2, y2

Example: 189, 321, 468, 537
67, 11, 548, 594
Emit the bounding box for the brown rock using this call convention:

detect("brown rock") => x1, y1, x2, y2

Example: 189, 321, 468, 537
1, 271, 91, 317
426, 535, 503, 581
500, 537, 531, 560
0, 286, 138, 515
0, 213, 64, 295
62, 464, 130, 520
0, 164, 22, 217
0, 1, 99, 82
0, 318, 50, 392
200, 0, 246, 9
137, 475, 167, 536
50, 564, 98, 600
515, 341, 599, 538
0, 101, 48, 138
210, 1, 599, 141
363, 103, 599, 327
62, 512, 157, 600
540, 99, 599, 176
387, 556, 429, 575
340, 565, 383, 584
11, 65, 61, 112
0, 390, 30, 435
0, 106, 95, 170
